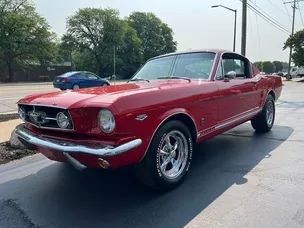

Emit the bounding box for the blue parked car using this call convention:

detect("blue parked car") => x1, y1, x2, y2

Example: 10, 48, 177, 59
53, 71, 111, 90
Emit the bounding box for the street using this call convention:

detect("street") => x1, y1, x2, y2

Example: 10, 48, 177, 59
0, 81, 126, 114
0, 79, 304, 227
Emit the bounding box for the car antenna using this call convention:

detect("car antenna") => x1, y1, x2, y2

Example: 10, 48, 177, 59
113, 46, 116, 85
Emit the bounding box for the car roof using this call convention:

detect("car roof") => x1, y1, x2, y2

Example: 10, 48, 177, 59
59, 71, 91, 77
149, 49, 230, 60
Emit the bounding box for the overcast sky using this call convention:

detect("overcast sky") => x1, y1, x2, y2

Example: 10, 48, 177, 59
33, 0, 304, 63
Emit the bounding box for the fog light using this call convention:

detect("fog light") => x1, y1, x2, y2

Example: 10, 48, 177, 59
98, 158, 110, 169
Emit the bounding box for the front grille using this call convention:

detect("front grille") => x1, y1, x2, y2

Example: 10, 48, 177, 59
18, 104, 74, 130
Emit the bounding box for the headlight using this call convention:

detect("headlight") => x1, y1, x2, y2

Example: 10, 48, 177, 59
18, 106, 26, 120
56, 112, 70, 129
98, 109, 115, 133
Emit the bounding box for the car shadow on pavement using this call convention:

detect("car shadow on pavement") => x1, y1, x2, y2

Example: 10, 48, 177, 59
0, 124, 294, 228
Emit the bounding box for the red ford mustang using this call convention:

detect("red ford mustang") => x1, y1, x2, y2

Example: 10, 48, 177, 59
15, 49, 282, 191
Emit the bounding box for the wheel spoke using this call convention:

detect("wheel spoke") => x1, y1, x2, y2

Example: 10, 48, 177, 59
160, 149, 170, 155
166, 136, 172, 150
173, 141, 178, 151
161, 157, 170, 171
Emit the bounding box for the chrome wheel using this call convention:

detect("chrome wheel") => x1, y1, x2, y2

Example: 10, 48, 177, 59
73, 84, 80, 90
158, 130, 189, 179
266, 100, 274, 126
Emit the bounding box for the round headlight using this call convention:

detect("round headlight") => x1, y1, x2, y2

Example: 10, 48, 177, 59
98, 109, 115, 133
56, 112, 70, 129
18, 107, 26, 120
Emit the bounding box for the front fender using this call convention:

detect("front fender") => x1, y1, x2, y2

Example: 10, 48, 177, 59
114, 107, 197, 163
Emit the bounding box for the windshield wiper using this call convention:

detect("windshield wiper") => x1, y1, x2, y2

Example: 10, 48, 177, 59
128, 78, 150, 82
157, 76, 191, 82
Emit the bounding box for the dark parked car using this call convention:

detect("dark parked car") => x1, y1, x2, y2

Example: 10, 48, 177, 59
53, 71, 110, 90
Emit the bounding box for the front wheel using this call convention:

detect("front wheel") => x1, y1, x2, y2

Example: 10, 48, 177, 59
135, 120, 193, 191
251, 94, 275, 132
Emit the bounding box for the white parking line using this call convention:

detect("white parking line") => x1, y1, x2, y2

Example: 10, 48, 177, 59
0, 97, 22, 101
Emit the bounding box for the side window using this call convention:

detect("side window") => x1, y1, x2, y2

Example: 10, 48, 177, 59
221, 55, 249, 79
215, 61, 224, 80
86, 73, 99, 79
171, 52, 216, 80
76, 72, 86, 78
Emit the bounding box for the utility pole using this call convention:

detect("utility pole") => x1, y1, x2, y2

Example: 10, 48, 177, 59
241, 0, 247, 56
284, 0, 299, 80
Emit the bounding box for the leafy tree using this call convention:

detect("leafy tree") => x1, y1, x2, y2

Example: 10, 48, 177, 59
272, 61, 283, 72
0, 0, 55, 82
115, 22, 143, 78
254, 61, 275, 73
127, 12, 177, 61
63, 7, 126, 76
254, 61, 263, 71
263, 61, 275, 73
283, 29, 304, 67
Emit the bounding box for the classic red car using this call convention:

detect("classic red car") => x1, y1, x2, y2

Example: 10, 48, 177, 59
15, 49, 282, 191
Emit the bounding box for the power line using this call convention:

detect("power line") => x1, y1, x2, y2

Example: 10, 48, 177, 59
282, 0, 293, 22
254, 0, 261, 52
298, 2, 304, 26
267, 0, 291, 18
240, 0, 291, 34
248, 0, 291, 33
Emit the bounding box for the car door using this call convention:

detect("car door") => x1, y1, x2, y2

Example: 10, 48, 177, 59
85, 72, 100, 87
75, 72, 88, 88
170, 52, 219, 134
215, 53, 261, 124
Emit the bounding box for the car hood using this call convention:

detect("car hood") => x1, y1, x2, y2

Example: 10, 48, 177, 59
17, 80, 208, 110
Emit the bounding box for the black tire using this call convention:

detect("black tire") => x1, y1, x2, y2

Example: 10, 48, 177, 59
286, 74, 292, 80
251, 94, 275, 132
135, 120, 193, 191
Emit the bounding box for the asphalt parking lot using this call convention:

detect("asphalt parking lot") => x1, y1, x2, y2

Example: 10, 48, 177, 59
0, 79, 304, 228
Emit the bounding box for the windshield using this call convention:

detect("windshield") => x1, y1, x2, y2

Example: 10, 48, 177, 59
131, 52, 216, 81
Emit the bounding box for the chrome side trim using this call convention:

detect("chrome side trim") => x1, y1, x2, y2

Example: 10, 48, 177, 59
215, 108, 261, 130
15, 124, 142, 157
63, 152, 87, 171
197, 107, 262, 138
140, 111, 198, 162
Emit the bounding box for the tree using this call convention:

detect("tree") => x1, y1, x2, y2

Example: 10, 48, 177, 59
254, 61, 275, 73
115, 22, 143, 78
0, 0, 55, 82
283, 29, 304, 67
63, 7, 126, 76
263, 61, 275, 73
273, 61, 283, 72
127, 12, 177, 61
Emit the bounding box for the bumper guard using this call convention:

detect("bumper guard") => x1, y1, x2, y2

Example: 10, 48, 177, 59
15, 124, 142, 170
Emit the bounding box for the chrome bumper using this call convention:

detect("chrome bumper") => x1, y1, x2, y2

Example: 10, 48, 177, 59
15, 124, 142, 170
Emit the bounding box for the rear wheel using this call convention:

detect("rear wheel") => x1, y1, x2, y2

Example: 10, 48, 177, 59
251, 94, 275, 132
73, 84, 80, 90
135, 120, 193, 191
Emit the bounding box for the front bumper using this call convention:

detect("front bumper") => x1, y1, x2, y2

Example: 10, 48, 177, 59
15, 124, 142, 170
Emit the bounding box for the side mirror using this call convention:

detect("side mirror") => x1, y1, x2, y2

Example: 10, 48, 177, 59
226, 71, 236, 79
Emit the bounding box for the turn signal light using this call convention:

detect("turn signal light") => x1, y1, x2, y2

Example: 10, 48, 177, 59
98, 158, 110, 169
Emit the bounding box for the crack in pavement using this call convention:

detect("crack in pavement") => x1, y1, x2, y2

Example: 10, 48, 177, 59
0, 199, 39, 228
